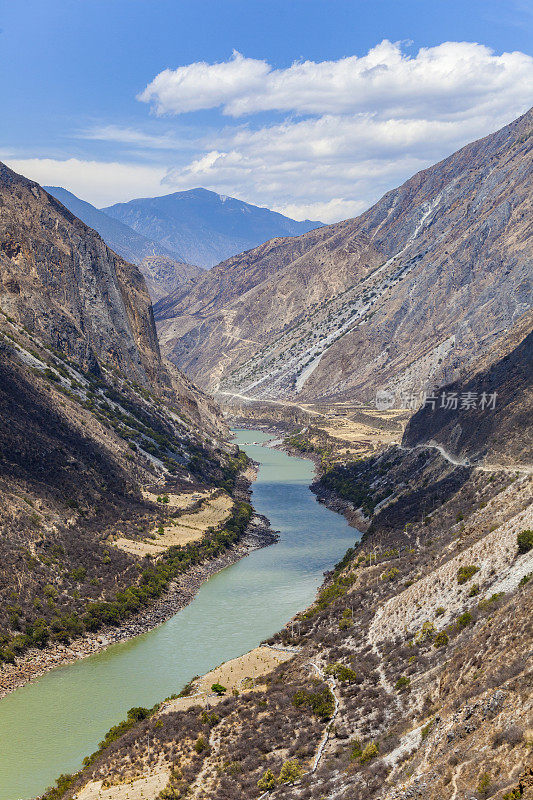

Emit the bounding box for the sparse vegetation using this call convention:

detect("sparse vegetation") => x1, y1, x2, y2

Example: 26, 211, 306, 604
457, 564, 479, 584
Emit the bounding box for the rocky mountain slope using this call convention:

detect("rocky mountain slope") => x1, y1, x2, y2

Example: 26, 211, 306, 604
103, 187, 322, 269
41, 308, 532, 800
155, 108, 532, 404
403, 310, 533, 467
44, 187, 202, 301
0, 162, 249, 676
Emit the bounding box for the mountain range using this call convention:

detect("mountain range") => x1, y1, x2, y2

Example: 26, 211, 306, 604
103, 188, 322, 269
154, 108, 532, 406
44, 186, 322, 300
1, 108, 532, 800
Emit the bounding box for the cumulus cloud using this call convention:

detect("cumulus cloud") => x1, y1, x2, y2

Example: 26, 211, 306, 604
9, 41, 532, 223
139, 41, 533, 120
132, 40, 533, 221
3, 158, 167, 207
138, 50, 270, 115
159, 104, 527, 221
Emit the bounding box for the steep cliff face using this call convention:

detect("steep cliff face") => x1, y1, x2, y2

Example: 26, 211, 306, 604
43, 187, 202, 301
0, 164, 241, 674
155, 109, 532, 403
0, 163, 162, 386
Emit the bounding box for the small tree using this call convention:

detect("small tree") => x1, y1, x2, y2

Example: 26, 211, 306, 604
395, 676, 410, 691
278, 759, 303, 784
457, 565, 479, 584
517, 529, 533, 554
434, 631, 449, 648
457, 611, 472, 628
257, 768, 277, 791
360, 741, 379, 763
211, 683, 227, 696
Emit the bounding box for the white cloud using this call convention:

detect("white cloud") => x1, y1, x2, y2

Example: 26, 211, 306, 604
138, 50, 270, 115
139, 41, 533, 120
77, 125, 188, 150
160, 105, 527, 221
132, 40, 533, 221
273, 198, 369, 224
6, 41, 532, 224
3, 158, 167, 207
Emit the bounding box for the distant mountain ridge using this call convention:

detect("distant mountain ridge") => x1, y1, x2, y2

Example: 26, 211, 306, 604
103, 187, 323, 268
154, 108, 532, 404
44, 186, 202, 301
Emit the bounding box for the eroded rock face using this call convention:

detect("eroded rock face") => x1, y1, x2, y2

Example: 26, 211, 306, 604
155, 108, 532, 403
0, 162, 162, 386
43, 186, 203, 302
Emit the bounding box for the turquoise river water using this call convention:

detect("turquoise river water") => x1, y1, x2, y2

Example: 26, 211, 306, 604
0, 429, 360, 799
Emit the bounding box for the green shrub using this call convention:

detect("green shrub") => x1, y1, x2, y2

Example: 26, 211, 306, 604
257, 768, 277, 791
43, 368, 60, 383
517, 530, 533, 554
434, 631, 449, 648
519, 573, 532, 587
478, 593, 505, 610
200, 711, 219, 727
325, 663, 358, 683
417, 621, 436, 642
360, 741, 379, 763
457, 565, 479, 584
278, 759, 303, 784
350, 739, 363, 760
503, 788, 523, 800
477, 773, 492, 797
457, 611, 472, 628
292, 685, 335, 720
395, 676, 411, 691
194, 734, 207, 753
70, 567, 87, 582
97, 707, 150, 751
421, 720, 434, 739
381, 567, 400, 581
468, 583, 480, 597
211, 683, 226, 696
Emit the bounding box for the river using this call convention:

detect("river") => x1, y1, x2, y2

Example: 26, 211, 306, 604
0, 429, 360, 800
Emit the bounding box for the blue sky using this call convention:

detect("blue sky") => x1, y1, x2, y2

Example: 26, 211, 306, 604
1, 0, 532, 220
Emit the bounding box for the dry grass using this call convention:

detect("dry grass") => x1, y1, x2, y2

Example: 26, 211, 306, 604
75, 768, 170, 800
161, 646, 294, 713
113, 492, 234, 557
